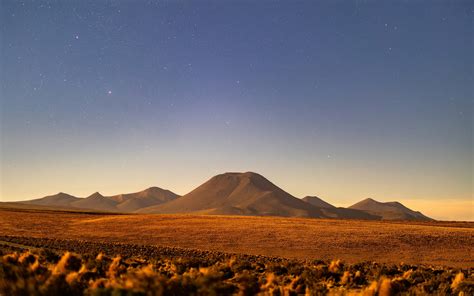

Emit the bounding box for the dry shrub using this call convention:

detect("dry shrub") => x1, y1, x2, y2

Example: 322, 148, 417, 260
329, 259, 342, 273
340, 271, 351, 285
106, 256, 124, 280
18, 251, 37, 265
451, 272, 465, 289
3, 252, 19, 264
53, 252, 82, 275
378, 278, 393, 296
1, 247, 473, 296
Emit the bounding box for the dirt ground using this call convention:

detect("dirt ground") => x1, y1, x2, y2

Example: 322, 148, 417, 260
0, 207, 472, 268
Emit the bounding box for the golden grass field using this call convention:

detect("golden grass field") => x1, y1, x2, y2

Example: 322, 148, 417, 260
0, 207, 472, 268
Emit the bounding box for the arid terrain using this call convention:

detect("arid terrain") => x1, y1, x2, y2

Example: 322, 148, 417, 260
0, 207, 472, 268
1, 206, 473, 295
2, 239, 472, 296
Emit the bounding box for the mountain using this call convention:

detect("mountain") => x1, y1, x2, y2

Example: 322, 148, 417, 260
301, 196, 381, 220
302, 196, 336, 209
319, 207, 381, 220
15, 174, 432, 221
137, 172, 326, 218
114, 187, 179, 212
349, 198, 432, 221
23, 187, 180, 213
22, 192, 80, 207
71, 192, 118, 211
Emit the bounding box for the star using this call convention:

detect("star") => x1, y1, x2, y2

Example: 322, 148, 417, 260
75, 35, 79, 39
107, 90, 112, 95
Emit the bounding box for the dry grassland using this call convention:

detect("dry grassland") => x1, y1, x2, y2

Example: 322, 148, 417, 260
0, 207, 472, 268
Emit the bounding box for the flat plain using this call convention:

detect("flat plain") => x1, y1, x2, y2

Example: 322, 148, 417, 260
0, 206, 472, 268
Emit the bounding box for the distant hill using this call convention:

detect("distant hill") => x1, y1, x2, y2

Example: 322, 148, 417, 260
302, 196, 336, 209
15, 173, 432, 221
137, 172, 326, 218
22, 187, 180, 213
71, 192, 118, 211
114, 187, 179, 212
23, 192, 80, 207
301, 196, 380, 220
320, 207, 381, 220
349, 198, 432, 221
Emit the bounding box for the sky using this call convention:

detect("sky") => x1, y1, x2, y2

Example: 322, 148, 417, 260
1, 1, 472, 221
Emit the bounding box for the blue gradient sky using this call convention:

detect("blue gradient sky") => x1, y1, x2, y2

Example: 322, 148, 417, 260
1, 1, 472, 220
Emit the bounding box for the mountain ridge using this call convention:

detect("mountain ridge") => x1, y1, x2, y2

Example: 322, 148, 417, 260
137, 172, 326, 218
15, 172, 432, 221
349, 198, 433, 221
302, 196, 336, 209
21, 187, 180, 213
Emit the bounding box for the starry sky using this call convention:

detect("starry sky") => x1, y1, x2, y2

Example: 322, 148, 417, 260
1, 1, 472, 220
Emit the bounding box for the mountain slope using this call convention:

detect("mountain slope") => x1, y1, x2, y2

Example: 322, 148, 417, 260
137, 172, 325, 218
23, 187, 180, 213
114, 187, 180, 212
301, 196, 381, 220
320, 207, 381, 220
302, 196, 336, 209
349, 198, 432, 221
15, 176, 432, 221
71, 192, 118, 211
22, 192, 80, 207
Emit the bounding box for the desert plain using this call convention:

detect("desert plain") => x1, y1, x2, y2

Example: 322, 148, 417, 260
1, 206, 472, 268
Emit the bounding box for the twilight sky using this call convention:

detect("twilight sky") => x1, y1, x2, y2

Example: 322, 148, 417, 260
1, 1, 472, 220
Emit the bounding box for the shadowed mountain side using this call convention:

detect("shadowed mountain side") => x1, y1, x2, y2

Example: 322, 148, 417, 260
137, 172, 325, 218
302, 196, 336, 209
300, 196, 380, 219
320, 207, 381, 220
349, 198, 433, 221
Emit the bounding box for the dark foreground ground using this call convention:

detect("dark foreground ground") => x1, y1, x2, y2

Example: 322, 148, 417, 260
1, 235, 473, 296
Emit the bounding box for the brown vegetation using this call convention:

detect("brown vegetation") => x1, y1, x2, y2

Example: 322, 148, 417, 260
0, 207, 472, 268
1, 239, 473, 296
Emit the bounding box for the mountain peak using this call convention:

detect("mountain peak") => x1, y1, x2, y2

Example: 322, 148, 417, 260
144, 186, 169, 193
146, 186, 160, 190
54, 192, 76, 198
349, 198, 432, 221
216, 171, 262, 179
361, 197, 377, 203
87, 192, 104, 199
302, 196, 336, 209
137, 171, 324, 218
23, 192, 80, 207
